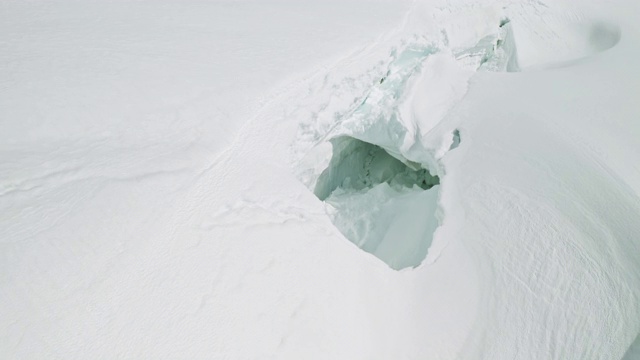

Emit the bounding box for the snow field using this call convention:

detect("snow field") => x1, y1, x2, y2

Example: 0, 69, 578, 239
2, 0, 640, 359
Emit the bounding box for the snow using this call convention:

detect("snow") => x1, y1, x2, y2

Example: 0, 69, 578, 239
316, 137, 440, 270
2, 0, 640, 359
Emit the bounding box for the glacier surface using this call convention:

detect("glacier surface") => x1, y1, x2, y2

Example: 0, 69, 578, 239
2, 0, 640, 359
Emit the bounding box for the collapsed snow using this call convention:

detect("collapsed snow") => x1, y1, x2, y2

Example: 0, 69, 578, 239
2, 0, 640, 359
314, 137, 440, 270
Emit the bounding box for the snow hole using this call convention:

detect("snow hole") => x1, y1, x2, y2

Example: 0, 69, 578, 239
315, 136, 441, 270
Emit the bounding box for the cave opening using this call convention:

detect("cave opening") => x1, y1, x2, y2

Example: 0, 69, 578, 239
314, 136, 441, 270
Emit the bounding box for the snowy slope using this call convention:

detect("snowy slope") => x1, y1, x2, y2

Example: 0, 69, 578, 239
2, 0, 640, 359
